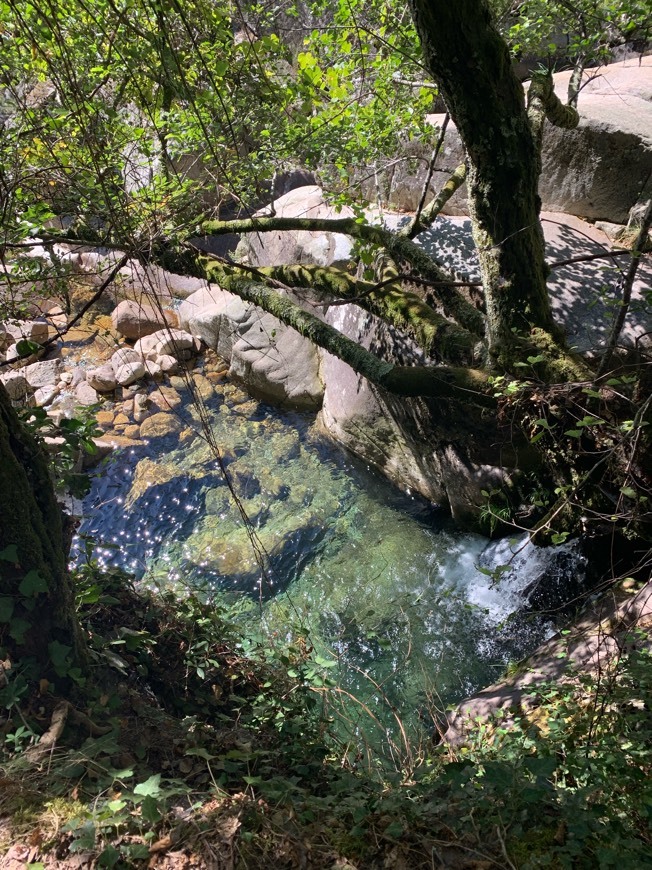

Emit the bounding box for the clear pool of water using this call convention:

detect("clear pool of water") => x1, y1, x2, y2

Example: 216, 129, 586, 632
77, 372, 557, 744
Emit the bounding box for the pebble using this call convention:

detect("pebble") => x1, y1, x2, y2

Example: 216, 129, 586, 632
95, 410, 116, 429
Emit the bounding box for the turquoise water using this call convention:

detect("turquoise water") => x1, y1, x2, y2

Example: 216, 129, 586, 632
78, 370, 555, 743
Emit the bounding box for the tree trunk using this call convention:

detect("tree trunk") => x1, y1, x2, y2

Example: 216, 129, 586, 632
0, 384, 86, 676
408, 0, 560, 363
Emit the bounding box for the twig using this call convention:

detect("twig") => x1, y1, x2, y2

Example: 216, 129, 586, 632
0, 254, 128, 369
598, 198, 652, 376
547, 249, 634, 270
404, 114, 450, 238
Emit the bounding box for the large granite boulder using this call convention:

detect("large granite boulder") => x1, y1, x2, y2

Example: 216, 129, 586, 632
178, 285, 247, 360
179, 284, 323, 411
236, 185, 354, 267
111, 299, 178, 339
375, 58, 652, 224
229, 306, 323, 411
319, 303, 511, 524
538, 58, 652, 222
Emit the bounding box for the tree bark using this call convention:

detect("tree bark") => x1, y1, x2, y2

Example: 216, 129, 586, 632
0, 385, 87, 675
408, 0, 563, 362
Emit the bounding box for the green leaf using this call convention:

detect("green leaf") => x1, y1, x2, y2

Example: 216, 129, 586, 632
16, 339, 41, 357
98, 845, 120, 868
384, 820, 404, 838
0, 597, 15, 623
185, 746, 216, 760
134, 774, 162, 797
0, 545, 19, 562
141, 794, 162, 823
107, 799, 127, 812
620, 486, 637, 499
48, 640, 72, 675
9, 618, 30, 643
564, 429, 582, 438
125, 844, 150, 860
18, 569, 48, 597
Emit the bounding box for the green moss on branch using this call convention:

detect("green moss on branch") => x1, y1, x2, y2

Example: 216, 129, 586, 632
198, 216, 485, 335
198, 262, 493, 405
212, 262, 479, 364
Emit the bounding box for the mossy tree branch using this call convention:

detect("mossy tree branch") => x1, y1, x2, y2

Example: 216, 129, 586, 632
207, 260, 479, 365
401, 163, 467, 239
199, 215, 485, 335
527, 69, 580, 150
196, 260, 493, 405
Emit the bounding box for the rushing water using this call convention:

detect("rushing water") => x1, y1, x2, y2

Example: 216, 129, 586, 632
75, 368, 573, 740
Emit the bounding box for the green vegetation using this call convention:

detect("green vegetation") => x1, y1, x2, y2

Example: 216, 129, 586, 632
1, 560, 651, 867
1, 0, 651, 864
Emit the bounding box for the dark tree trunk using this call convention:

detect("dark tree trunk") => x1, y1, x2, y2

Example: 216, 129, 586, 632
408, 0, 560, 363
0, 384, 86, 675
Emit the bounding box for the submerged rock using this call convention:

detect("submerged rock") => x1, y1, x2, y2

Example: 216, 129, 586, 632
126, 457, 187, 508
139, 411, 182, 439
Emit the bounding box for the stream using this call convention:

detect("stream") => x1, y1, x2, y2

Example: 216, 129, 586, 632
74, 365, 583, 743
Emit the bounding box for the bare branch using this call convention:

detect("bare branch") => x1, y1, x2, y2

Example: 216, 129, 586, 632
598, 199, 652, 376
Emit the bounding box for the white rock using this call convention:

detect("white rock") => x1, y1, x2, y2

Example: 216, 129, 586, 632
33, 384, 59, 406
154, 328, 196, 358
229, 307, 324, 410
111, 299, 178, 339
143, 359, 162, 377
133, 333, 161, 359
0, 372, 31, 400
134, 328, 196, 360
156, 354, 179, 374
86, 364, 117, 392
111, 347, 142, 369
70, 368, 86, 387
23, 358, 62, 388
4, 319, 49, 344
178, 294, 249, 361
133, 393, 150, 423
75, 381, 99, 405
240, 186, 354, 267
114, 360, 146, 386
60, 371, 74, 384
4, 343, 39, 364
45, 305, 68, 329
177, 285, 229, 330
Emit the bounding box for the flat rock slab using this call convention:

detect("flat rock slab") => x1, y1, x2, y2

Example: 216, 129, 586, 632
414, 212, 652, 354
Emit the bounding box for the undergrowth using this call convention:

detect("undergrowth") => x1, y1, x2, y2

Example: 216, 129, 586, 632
1, 560, 651, 868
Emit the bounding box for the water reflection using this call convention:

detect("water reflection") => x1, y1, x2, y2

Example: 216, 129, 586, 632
75, 373, 556, 734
